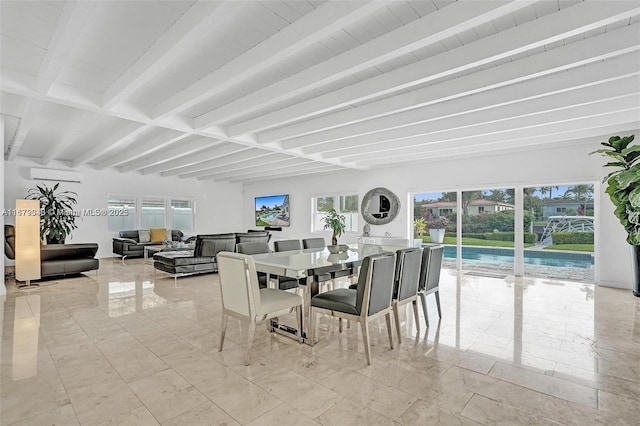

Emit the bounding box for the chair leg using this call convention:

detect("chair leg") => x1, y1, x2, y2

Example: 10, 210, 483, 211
385, 313, 394, 350
419, 292, 429, 328
360, 320, 371, 366
296, 305, 303, 344
435, 290, 442, 318
339, 318, 343, 333
309, 308, 316, 347
245, 321, 256, 366
412, 299, 420, 332
392, 302, 402, 344
219, 313, 228, 352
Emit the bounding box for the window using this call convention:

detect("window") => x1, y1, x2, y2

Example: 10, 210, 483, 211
171, 199, 194, 230
312, 194, 359, 233
107, 196, 136, 231
141, 198, 166, 228
108, 195, 195, 232
478, 206, 485, 213
557, 207, 566, 213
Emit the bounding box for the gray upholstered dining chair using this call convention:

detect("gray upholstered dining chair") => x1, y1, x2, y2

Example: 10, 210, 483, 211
303, 237, 353, 290
236, 242, 270, 288
217, 252, 303, 365
418, 245, 444, 327
273, 239, 302, 291
392, 247, 423, 343
309, 252, 396, 365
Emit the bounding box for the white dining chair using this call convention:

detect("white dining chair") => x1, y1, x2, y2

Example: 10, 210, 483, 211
217, 252, 303, 365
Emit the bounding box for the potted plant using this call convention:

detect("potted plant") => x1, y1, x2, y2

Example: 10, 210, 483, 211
413, 217, 427, 247
591, 134, 640, 296
427, 216, 449, 244
322, 208, 348, 253
26, 183, 78, 244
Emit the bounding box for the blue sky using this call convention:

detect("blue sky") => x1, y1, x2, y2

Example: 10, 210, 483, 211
255, 194, 287, 209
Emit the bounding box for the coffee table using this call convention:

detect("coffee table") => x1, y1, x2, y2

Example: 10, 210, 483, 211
144, 245, 165, 263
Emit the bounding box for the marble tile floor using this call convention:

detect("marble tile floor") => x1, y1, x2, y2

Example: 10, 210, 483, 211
1, 258, 640, 425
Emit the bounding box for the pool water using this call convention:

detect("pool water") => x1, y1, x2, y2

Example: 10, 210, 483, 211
442, 246, 593, 269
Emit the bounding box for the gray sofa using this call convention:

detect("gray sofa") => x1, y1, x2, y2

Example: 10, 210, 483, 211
153, 231, 270, 282
5, 224, 99, 279
112, 229, 184, 261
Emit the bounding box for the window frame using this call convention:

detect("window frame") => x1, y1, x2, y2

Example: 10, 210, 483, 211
107, 194, 196, 232
311, 193, 359, 233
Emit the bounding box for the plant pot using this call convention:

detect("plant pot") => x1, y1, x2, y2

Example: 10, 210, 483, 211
46, 236, 65, 244
632, 245, 640, 297
429, 229, 445, 244
327, 244, 349, 254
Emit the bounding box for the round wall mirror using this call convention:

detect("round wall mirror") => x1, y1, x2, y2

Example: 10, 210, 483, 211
361, 187, 400, 225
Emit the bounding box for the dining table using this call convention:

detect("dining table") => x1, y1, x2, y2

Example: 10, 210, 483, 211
250, 243, 406, 344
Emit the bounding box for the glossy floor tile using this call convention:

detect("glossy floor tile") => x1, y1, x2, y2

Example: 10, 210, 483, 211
1, 259, 640, 425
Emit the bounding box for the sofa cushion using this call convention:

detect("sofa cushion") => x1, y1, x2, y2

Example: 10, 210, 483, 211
150, 228, 166, 242
138, 230, 151, 243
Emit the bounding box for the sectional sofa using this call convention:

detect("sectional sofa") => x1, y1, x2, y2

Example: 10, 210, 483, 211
112, 229, 185, 261
152, 231, 271, 283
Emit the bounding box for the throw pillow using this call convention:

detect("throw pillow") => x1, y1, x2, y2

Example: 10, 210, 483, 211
150, 228, 166, 242
138, 230, 151, 243
165, 229, 173, 241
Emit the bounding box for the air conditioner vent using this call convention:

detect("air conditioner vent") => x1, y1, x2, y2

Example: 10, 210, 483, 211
30, 168, 83, 183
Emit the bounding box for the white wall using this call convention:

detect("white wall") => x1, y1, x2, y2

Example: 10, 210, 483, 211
243, 139, 637, 290
1, 117, 5, 295
4, 157, 244, 260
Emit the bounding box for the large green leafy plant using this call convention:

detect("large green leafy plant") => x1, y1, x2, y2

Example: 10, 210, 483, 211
26, 183, 78, 244
321, 208, 346, 246
591, 135, 640, 245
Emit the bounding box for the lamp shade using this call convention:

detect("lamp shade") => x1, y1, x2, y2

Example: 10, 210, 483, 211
15, 199, 41, 282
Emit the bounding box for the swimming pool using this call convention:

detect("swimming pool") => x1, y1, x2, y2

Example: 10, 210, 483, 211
442, 246, 594, 269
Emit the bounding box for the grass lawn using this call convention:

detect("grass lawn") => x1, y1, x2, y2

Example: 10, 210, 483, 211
421, 237, 534, 248
543, 244, 594, 252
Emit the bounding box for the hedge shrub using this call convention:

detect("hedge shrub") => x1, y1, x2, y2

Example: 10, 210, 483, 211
552, 232, 594, 245
456, 232, 537, 243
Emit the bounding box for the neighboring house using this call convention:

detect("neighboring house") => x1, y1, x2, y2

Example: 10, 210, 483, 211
418, 199, 514, 217
541, 200, 594, 219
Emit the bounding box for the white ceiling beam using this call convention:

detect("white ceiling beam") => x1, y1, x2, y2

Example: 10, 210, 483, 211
36, 0, 95, 94
181, 156, 306, 180
153, 0, 393, 119
5, 0, 95, 161
118, 138, 215, 173
261, 28, 640, 145
215, 161, 335, 182
282, 47, 640, 151
226, 165, 345, 184
70, 122, 147, 167
316, 79, 640, 157
348, 109, 640, 165
199, 158, 313, 181
140, 143, 247, 175
101, 0, 236, 109
1, 73, 357, 172
95, 131, 190, 169
5, 100, 39, 161
41, 112, 103, 165
246, 3, 640, 140
324, 95, 640, 160
173, 149, 278, 178
197, 0, 535, 130
359, 120, 640, 168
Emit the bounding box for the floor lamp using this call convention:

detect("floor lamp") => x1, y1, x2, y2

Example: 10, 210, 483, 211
15, 199, 41, 288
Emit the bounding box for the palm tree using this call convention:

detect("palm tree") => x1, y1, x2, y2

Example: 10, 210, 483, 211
564, 185, 594, 201
548, 185, 560, 200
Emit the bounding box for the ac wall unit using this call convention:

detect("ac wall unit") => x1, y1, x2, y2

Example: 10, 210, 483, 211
30, 168, 83, 183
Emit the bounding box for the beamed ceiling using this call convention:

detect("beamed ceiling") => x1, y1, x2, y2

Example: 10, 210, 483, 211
2, 0, 640, 184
